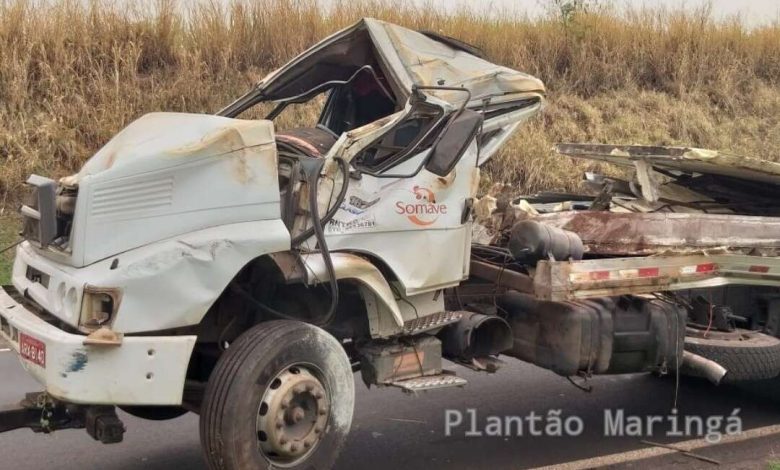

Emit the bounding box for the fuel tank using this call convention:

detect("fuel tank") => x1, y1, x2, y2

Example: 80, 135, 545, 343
498, 293, 685, 376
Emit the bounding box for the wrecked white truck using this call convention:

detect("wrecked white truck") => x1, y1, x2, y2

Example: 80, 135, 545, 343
1, 18, 780, 470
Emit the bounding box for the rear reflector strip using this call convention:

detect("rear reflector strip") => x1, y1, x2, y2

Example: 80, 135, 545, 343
749, 265, 770, 273
638, 267, 660, 278
575, 267, 661, 283
680, 263, 718, 275
572, 263, 723, 284
696, 263, 717, 273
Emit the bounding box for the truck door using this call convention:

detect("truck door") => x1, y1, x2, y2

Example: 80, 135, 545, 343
323, 101, 482, 295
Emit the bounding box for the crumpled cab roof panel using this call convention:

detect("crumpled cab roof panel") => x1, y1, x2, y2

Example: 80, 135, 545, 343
253, 18, 545, 108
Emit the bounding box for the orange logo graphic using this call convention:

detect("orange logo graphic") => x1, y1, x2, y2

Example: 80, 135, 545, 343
395, 186, 448, 226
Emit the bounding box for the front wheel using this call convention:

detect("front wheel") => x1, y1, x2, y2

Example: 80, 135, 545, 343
200, 320, 355, 470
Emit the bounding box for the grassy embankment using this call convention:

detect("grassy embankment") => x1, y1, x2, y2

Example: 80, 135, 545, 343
0, 213, 17, 283
1, 0, 779, 280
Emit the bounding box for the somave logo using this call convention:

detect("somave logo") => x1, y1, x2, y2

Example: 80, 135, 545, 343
395, 185, 448, 226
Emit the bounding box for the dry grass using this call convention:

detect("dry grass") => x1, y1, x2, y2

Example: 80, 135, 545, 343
1, 0, 779, 209
0, 214, 18, 283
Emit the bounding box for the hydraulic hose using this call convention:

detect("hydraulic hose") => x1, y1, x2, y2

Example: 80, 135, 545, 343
290, 156, 350, 246
238, 156, 350, 327
302, 157, 343, 326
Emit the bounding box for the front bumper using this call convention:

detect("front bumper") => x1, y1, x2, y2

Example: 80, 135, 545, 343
0, 286, 196, 405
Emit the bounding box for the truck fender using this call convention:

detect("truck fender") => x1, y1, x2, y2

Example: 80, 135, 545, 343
270, 252, 404, 337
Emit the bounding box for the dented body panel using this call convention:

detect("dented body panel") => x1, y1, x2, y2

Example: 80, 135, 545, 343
12, 220, 290, 333
245, 18, 545, 112
0, 287, 195, 405
49, 114, 281, 268
298, 252, 405, 332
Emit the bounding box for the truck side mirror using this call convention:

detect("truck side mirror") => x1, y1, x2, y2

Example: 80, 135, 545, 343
425, 109, 483, 177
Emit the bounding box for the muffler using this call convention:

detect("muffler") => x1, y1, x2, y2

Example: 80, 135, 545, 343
438, 312, 513, 363
681, 351, 728, 385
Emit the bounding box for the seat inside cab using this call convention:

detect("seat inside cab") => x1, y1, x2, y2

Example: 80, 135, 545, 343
275, 68, 396, 159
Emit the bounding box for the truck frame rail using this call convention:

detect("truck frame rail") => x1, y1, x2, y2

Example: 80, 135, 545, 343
534, 254, 780, 301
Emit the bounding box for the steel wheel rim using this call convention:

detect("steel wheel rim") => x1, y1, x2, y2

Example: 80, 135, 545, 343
256, 363, 330, 466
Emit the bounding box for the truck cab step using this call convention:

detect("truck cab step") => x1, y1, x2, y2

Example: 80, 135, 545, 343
402, 311, 464, 335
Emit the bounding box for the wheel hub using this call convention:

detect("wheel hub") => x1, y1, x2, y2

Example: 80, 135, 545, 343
257, 365, 330, 463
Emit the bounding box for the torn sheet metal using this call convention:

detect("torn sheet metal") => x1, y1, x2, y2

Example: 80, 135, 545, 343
253, 18, 545, 107
536, 211, 780, 256
288, 251, 446, 338
555, 143, 780, 185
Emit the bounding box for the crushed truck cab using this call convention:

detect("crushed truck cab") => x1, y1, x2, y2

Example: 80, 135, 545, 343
2, 17, 780, 470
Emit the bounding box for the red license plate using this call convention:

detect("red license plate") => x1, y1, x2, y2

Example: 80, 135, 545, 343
19, 333, 46, 367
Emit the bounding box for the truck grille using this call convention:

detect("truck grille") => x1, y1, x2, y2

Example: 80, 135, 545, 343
20, 175, 76, 250
91, 176, 174, 217
20, 175, 58, 248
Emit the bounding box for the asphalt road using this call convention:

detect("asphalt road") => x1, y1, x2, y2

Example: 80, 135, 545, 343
1, 346, 780, 470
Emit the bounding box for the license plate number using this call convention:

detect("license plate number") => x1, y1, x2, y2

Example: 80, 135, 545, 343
19, 333, 46, 367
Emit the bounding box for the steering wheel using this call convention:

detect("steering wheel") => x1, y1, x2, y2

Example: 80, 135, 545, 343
315, 124, 339, 139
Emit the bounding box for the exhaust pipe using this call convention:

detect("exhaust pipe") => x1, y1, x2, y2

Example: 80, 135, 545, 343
439, 312, 513, 361
682, 351, 728, 385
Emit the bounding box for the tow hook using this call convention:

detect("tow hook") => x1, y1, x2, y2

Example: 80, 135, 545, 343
0, 392, 125, 444
85, 406, 125, 444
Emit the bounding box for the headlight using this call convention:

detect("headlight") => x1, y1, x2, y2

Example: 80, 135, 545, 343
79, 285, 122, 330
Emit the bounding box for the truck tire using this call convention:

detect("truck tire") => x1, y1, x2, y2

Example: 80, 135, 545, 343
685, 332, 780, 383
200, 320, 355, 470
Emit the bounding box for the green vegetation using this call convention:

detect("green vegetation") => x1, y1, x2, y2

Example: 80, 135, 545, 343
0, 215, 19, 284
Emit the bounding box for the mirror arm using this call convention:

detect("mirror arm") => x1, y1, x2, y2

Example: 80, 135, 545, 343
355, 85, 472, 179
412, 86, 471, 157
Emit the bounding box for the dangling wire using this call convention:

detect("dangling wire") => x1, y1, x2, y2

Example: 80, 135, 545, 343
0, 239, 22, 255
566, 374, 593, 393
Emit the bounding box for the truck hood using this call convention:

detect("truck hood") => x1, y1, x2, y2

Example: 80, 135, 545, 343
78, 112, 275, 181
56, 112, 280, 267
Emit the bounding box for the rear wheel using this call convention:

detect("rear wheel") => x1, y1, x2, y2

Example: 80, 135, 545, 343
200, 320, 354, 470
684, 329, 780, 383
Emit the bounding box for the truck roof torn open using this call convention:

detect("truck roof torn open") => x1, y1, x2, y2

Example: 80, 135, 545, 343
222, 17, 545, 114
